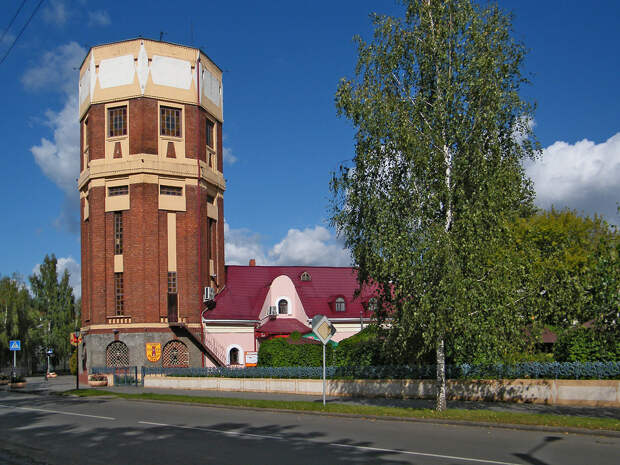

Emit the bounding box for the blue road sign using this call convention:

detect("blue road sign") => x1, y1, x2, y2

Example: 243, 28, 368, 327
9, 340, 21, 351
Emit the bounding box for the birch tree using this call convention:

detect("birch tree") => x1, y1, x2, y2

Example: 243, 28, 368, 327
331, 0, 539, 410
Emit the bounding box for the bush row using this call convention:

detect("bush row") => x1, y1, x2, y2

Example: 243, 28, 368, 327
146, 361, 620, 380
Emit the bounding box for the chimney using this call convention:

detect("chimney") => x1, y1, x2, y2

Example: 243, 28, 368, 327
249, 258, 256, 267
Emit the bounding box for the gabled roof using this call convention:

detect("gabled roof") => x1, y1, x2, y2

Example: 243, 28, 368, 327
205, 265, 376, 321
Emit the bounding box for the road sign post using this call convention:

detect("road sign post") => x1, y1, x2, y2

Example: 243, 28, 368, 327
311, 315, 336, 406
9, 340, 21, 382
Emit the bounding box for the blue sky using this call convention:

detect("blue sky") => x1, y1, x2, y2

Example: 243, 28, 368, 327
1, 0, 619, 295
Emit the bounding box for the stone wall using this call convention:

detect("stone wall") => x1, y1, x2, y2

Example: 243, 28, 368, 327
143, 376, 620, 407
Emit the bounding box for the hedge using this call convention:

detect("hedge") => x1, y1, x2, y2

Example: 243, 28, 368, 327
149, 361, 620, 380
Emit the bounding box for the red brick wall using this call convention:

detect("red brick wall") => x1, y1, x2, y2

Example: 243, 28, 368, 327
81, 99, 225, 328
88, 104, 105, 160
129, 98, 158, 155
87, 186, 106, 323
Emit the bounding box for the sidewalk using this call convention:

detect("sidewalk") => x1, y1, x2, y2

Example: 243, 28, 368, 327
5, 375, 620, 420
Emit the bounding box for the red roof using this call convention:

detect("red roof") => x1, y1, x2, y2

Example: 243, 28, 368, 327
205, 265, 376, 322
257, 318, 312, 336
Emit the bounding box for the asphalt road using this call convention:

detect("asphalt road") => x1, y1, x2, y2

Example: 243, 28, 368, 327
0, 391, 618, 465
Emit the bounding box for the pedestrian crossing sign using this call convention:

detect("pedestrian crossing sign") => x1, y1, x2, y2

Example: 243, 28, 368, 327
9, 340, 21, 351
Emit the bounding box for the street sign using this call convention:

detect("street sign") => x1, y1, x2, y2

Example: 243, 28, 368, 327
9, 340, 21, 351
311, 315, 336, 344
46, 348, 54, 356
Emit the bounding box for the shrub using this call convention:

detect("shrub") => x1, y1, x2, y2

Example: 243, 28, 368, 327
257, 337, 334, 367
554, 327, 619, 362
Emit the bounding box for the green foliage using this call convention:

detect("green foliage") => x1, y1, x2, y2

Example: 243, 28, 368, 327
257, 338, 334, 367
332, 0, 540, 408
509, 208, 618, 328
554, 327, 619, 362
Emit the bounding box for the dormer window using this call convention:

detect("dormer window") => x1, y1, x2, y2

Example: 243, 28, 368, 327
300, 271, 311, 282
335, 297, 346, 312
278, 299, 288, 314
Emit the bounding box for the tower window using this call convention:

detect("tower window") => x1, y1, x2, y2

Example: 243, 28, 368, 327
167, 272, 178, 323
206, 119, 214, 148
108, 185, 128, 197
278, 299, 288, 315
115, 272, 124, 315
108, 106, 127, 137
335, 297, 346, 312
161, 106, 181, 137
300, 271, 311, 282
114, 212, 123, 255
160, 185, 183, 196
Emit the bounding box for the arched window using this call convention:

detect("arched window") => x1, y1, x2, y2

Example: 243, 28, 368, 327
229, 347, 240, 365
278, 299, 288, 314
106, 341, 129, 367
300, 271, 311, 282
335, 297, 346, 312
162, 340, 189, 368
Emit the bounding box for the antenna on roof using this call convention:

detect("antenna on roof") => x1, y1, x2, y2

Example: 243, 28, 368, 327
159, 31, 166, 41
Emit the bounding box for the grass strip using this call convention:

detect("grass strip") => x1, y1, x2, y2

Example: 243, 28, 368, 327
62, 389, 620, 432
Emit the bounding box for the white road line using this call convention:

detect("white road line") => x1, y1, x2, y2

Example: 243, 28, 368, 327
138, 420, 522, 465
331, 443, 522, 465
138, 421, 282, 440
0, 404, 115, 421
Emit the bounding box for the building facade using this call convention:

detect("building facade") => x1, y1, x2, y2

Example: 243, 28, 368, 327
78, 39, 226, 376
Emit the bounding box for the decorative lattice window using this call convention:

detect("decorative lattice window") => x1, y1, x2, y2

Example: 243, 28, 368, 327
160, 106, 181, 137
106, 341, 129, 367
335, 297, 346, 312
162, 340, 189, 368
108, 106, 127, 137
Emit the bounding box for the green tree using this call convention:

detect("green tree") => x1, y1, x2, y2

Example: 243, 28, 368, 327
510, 208, 616, 328
0, 275, 41, 372
29, 255, 77, 372
332, 0, 539, 410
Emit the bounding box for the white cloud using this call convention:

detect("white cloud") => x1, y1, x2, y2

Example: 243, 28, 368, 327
30, 94, 80, 195
88, 10, 110, 27
42, 0, 69, 26
22, 41, 85, 95
24, 42, 85, 232
525, 132, 620, 224
225, 222, 351, 267
223, 146, 238, 164
270, 226, 351, 266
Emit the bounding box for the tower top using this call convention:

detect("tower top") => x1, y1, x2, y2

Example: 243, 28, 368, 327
78, 38, 223, 121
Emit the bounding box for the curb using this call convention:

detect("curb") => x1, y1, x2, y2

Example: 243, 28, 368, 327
70, 392, 620, 439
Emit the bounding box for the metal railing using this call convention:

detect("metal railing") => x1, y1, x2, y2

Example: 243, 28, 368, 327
91, 366, 140, 385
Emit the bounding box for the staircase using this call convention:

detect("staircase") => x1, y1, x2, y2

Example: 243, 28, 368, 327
168, 322, 227, 367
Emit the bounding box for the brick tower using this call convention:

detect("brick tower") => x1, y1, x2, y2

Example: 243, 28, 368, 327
77, 39, 226, 376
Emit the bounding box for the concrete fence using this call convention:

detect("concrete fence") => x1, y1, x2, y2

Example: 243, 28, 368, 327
144, 376, 620, 407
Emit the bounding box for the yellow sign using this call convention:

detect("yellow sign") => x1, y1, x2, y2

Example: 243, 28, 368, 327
70, 332, 82, 346
146, 343, 162, 362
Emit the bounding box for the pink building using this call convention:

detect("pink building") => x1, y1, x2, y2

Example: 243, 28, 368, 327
201, 263, 374, 366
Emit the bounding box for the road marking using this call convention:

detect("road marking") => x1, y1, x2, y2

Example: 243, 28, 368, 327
138, 421, 282, 440
331, 443, 522, 465
138, 420, 522, 464
0, 404, 115, 421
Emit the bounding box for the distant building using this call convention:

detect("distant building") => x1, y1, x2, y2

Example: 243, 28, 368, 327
202, 262, 373, 366
78, 39, 226, 376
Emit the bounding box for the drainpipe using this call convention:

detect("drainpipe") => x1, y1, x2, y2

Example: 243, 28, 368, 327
197, 158, 204, 368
